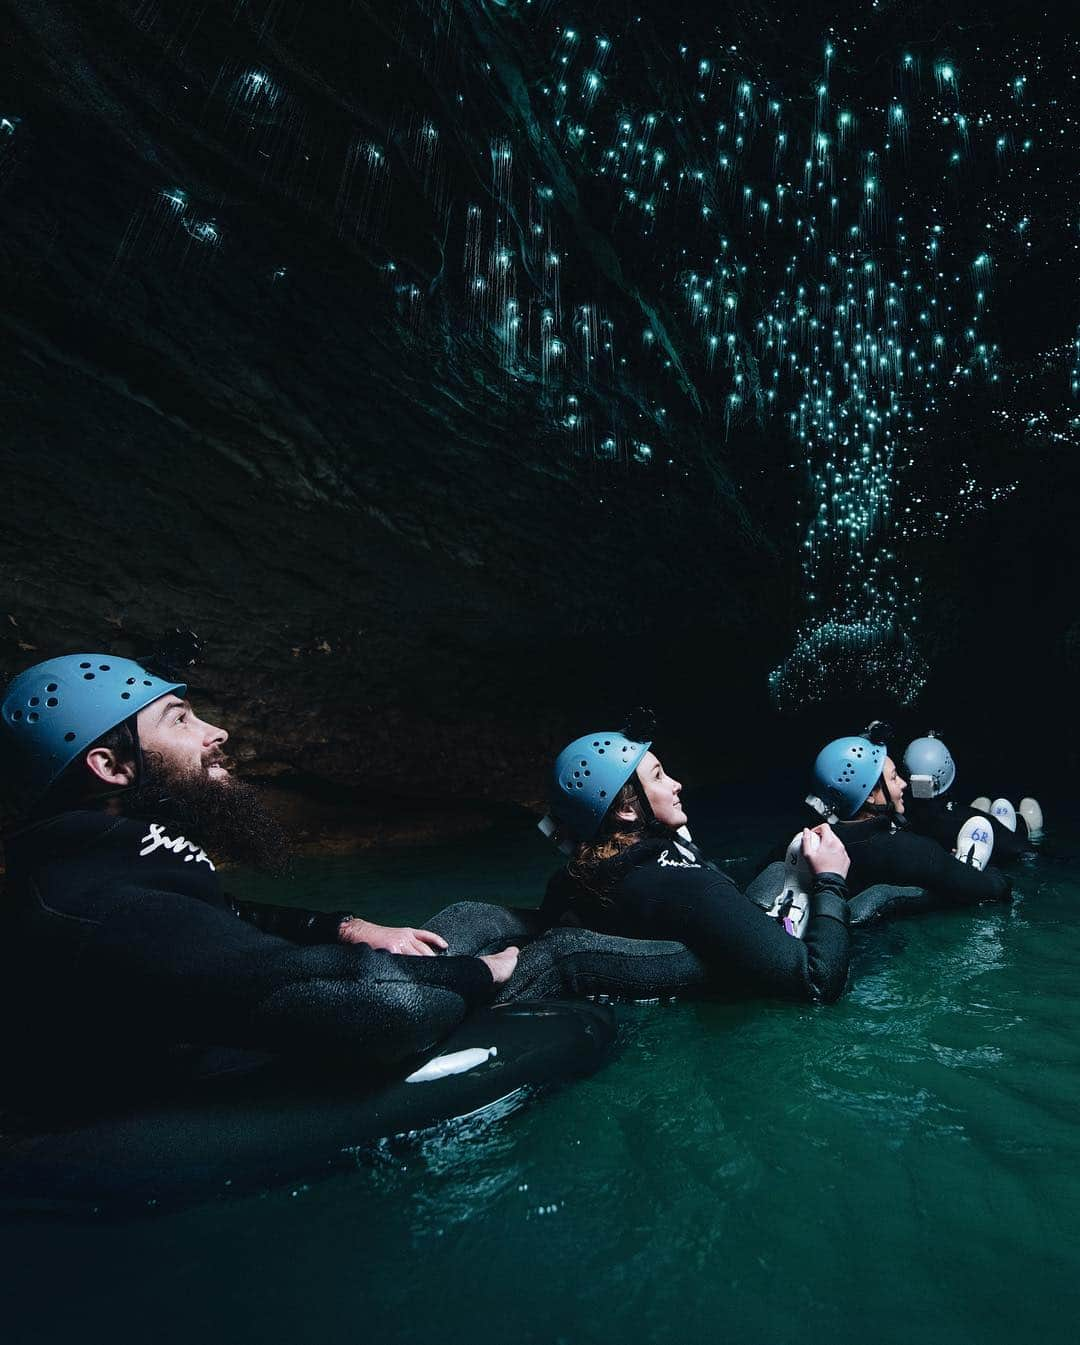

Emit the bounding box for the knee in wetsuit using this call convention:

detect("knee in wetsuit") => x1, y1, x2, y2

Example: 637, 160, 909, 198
494, 926, 710, 1005
425, 901, 544, 957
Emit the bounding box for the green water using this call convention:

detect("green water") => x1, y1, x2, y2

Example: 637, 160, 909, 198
5, 803, 1080, 1344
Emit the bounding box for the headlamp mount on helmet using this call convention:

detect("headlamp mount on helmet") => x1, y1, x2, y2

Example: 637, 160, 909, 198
138, 628, 204, 685
861, 719, 895, 748
622, 705, 658, 743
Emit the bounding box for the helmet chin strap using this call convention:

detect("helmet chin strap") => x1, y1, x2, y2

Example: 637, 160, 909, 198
112, 716, 174, 812
629, 774, 657, 827
861, 773, 905, 826
128, 715, 146, 791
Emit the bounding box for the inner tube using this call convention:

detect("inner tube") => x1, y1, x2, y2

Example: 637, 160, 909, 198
747, 862, 933, 929
846, 883, 937, 925
427, 901, 711, 1003
0, 1000, 615, 1217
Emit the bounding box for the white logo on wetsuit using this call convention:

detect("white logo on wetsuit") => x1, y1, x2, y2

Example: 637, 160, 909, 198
657, 842, 701, 869
139, 822, 216, 870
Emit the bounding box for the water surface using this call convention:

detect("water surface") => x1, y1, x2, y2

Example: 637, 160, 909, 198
5, 796, 1079, 1344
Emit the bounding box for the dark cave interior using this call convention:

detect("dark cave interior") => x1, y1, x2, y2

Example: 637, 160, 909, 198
2, 0, 1077, 835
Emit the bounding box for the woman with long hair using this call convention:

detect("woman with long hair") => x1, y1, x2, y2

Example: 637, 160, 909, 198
538, 730, 854, 1003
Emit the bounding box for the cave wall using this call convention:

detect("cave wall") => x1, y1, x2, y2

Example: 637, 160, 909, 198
0, 0, 784, 813
2, 0, 1078, 821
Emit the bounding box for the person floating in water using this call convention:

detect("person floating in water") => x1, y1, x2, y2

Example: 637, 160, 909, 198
0, 652, 519, 1120
537, 730, 853, 1003
901, 730, 1042, 864
794, 731, 1013, 913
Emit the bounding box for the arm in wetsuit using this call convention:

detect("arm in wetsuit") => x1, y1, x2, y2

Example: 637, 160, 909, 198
843, 822, 1012, 906
608, 864, 851, 1004
230, 899, 450, 956
89, 886, 497, 1066
229, 898, 354, 946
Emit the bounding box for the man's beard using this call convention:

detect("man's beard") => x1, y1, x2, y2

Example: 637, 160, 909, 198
121, 750, 292, 874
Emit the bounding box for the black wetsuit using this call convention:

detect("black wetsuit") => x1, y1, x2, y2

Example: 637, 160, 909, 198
0, 809, 497, 1117
905, 793, 1032, 864
836, 814, 1013, 904
539, 832, 850, 1003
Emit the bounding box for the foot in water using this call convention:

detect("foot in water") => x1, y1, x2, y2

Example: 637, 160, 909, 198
989, 798, 1017, 833
479, 947, 519, 984
955, 816, 995, 870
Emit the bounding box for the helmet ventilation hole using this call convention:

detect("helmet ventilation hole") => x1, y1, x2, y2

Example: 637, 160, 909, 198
64, 731, 76, 742
83, 673, 95, 680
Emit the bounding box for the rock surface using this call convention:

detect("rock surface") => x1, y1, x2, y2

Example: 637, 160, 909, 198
1, 1, 1077, 834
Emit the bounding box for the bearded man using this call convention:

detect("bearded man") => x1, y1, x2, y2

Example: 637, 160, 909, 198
0, 653, 517, 1119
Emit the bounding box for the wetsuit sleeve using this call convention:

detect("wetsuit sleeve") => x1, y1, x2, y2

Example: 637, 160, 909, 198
228, 897, 353, 946
89, 887, 496, 1066
622, 867, 850, 1004
855, 830, 1012, 906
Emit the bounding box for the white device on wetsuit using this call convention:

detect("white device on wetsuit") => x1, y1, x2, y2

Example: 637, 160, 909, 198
762, 830, 818, 939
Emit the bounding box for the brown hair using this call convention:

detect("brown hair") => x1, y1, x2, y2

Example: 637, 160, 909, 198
33, 718, 138, 817
567, 777, 649, 900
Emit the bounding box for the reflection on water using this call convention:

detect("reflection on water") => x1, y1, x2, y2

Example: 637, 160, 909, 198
5, 804, 1080, 1344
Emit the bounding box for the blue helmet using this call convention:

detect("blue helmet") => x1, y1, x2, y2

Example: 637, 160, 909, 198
1, 654, 186, 806
549, 731, 652, 842
812, 736, 887, 820
902, 734, 955, 797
